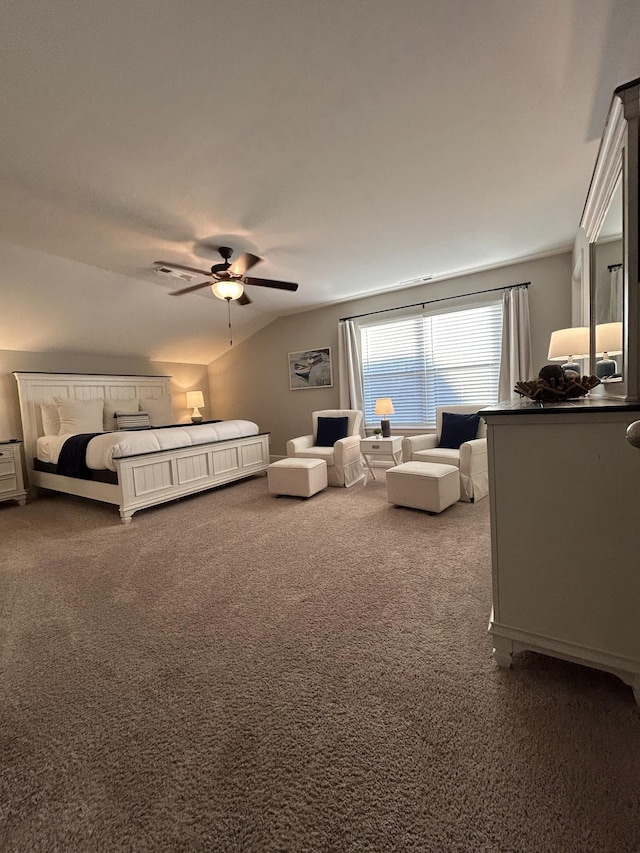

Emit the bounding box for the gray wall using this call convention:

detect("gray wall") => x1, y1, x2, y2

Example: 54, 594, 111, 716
0, 252, 572, 453
0, 350, 210, 439
209, 252, 573, 456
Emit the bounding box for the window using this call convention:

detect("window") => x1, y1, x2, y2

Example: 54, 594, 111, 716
359, 300, 503, 427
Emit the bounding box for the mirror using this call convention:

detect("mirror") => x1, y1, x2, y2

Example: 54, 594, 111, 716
592, 176, 623, 382
577, 75, 640, 402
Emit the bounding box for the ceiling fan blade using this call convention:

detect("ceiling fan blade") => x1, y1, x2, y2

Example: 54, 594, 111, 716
168, 280, 213, 296
238, 291, 252, 306
242, 276, 299, 292
154, 261, 211, 277
228, 252, 261, 276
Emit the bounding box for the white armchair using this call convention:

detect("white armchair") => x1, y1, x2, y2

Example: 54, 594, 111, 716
287, 409, 365, 487
401, 405, 489, 502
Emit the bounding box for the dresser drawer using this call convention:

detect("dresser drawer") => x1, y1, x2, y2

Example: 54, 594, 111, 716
0, 473, 18, 494
360, 440, 382, 452
0, 456, 16, 476
360, 437, 403, 453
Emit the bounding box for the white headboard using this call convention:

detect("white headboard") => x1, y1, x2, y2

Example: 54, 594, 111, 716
13, 372, 171, 472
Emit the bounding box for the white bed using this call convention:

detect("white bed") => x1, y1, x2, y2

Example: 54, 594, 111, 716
14, 372, 270, 523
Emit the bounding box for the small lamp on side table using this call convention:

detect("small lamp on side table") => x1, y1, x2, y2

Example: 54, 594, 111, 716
186, 390, 205, 423
374, 397, 395, 438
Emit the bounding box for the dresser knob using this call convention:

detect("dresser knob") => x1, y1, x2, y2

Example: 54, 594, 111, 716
627, 420, 640, 449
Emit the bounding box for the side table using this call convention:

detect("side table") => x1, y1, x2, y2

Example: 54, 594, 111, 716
360, 435, 404, 480
0, 440, 27, 507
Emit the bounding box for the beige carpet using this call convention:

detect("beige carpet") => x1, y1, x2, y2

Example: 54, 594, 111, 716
1, 474, 639, 852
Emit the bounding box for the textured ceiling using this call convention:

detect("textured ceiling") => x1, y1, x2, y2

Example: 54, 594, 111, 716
1, 0, 639, 362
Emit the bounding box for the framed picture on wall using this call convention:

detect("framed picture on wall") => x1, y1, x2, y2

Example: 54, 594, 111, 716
288, 348, 333, 390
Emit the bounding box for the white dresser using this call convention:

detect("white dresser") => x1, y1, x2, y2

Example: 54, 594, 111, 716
482, 399, 640, 705
0, 440, 28, 507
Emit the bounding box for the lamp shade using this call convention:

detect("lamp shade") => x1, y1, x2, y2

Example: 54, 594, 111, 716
547, 327, 590, 360
595, 322, 623, 356
186, 390, 205, 409
374, 398, 395, 416
211, 280, 244, 301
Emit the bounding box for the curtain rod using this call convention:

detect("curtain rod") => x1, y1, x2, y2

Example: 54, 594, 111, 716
608, 263, 623, 271
339, 281, 530, 323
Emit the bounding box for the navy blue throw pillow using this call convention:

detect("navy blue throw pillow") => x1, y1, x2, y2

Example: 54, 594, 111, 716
438, 412, 480, 449
316, 416, 349, 447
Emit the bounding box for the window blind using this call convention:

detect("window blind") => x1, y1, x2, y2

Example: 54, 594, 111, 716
360, 301, 503, 427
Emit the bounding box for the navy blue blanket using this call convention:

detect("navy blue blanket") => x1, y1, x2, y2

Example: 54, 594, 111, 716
56, 433, 102, 479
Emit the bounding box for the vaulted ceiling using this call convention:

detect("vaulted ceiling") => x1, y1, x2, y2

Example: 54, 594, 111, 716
1, 0, 639, 363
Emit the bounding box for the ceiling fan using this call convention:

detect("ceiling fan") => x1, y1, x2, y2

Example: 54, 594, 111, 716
153, 247, 299, 305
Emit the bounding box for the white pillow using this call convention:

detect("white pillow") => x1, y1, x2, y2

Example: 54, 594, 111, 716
54, 397, 105, 435
143, 395, 175, 427
40, 403, 61, 436
103, 398, 140, 432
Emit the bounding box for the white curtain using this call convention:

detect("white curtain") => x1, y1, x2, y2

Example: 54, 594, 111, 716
498, 285, 532, 400
610, 266, 623, 322
337, 320, 365, 434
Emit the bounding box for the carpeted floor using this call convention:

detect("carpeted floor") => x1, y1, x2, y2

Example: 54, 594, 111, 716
1, 474, 639, 852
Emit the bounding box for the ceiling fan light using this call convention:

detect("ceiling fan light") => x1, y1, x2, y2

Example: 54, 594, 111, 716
211, 280, 244, 301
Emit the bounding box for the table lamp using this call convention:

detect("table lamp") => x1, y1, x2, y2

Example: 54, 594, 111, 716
374, 398, 394, 437
595, 322, 623, 378
186, 390, 205, 423
547, 327, 589, 374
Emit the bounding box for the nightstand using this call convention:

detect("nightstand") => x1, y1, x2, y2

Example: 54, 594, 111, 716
360, 435, 404, 480
0, 440, 27, 507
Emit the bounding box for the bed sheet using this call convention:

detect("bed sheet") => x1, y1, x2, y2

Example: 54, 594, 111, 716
36, 420, 260, 472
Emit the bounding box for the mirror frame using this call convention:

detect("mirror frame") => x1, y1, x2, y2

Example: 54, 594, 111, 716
575, 77, 640, 401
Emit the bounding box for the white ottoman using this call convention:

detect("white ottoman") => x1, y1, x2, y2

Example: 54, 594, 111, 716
268, 458, 328, 498
386, 461, 460, 514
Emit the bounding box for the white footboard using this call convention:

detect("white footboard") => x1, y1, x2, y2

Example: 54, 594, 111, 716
115, 433, 270, 522
30, 434, 270, 523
